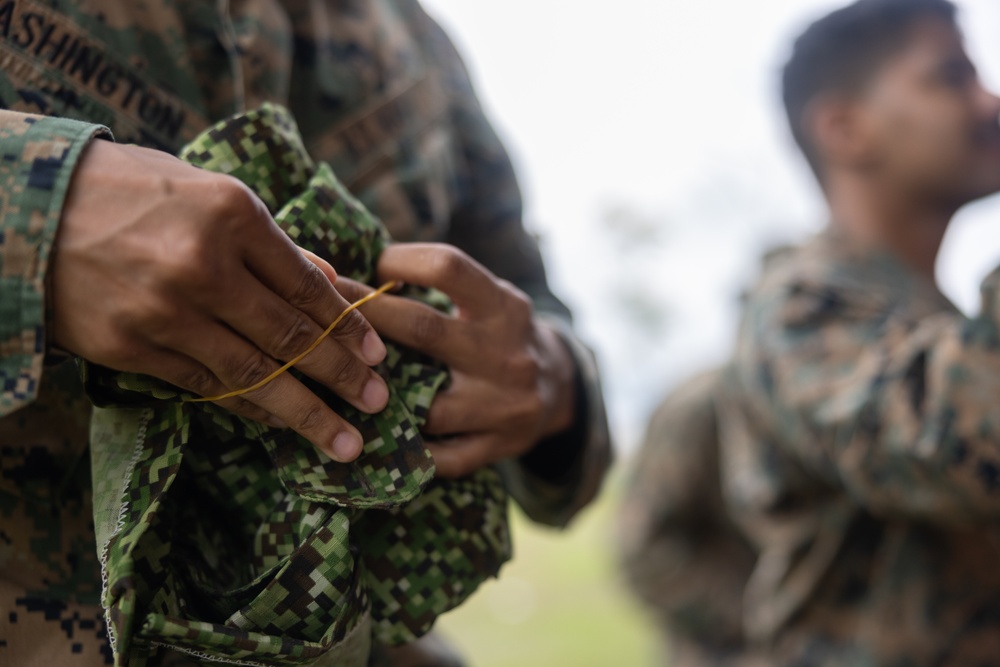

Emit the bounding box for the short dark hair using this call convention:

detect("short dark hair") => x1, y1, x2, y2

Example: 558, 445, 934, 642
782, 0, 958, 178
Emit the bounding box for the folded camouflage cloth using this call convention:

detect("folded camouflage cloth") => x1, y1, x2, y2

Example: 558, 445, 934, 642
82, 104, 511, 667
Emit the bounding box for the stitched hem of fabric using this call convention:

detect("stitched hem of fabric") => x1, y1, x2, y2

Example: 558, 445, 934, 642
99, 407, 153, 660
147, 611, 373, 667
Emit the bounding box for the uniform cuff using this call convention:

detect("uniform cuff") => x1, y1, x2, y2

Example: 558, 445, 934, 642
0, 112, 111, 416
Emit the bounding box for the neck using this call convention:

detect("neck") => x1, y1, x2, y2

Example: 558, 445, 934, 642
824, 172, 956, 282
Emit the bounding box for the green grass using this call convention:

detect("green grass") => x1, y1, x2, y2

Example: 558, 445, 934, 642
435, 476, 661, 666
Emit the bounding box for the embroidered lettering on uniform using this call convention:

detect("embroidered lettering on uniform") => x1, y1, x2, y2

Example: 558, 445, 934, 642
0, 0, 187, 141
33, 17, 81, 66
0, 2, 13, 38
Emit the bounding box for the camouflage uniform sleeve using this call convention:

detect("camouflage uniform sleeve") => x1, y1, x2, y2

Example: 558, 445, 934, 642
0, 110, 110, 417
619, 370, 754, 654
731, 263, 1000, 523
417, 10, 612, 527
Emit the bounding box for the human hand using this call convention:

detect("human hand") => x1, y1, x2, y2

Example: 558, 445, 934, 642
50, 140, 389, 462
336, 244, 577, 478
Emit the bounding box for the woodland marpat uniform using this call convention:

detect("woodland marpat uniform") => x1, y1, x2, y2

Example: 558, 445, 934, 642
0, 1, 611, 665
626, 232, 1000, 666
619, 370, 757, 667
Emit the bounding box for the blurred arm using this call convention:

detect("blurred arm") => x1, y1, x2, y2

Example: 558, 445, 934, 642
417, 9, 612, 527
619, 370, 753, 648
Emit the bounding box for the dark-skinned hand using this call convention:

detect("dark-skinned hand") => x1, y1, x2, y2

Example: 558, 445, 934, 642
50, 140, 389, 462
336, 243, 577, 478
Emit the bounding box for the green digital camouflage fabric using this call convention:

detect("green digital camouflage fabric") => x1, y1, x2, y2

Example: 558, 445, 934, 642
0, 1, 611, 665
619, 370, 757, 667
704, 231, 1000, 666
78, 103, 510, 667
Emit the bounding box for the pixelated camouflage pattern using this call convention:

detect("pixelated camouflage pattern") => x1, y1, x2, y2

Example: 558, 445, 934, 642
0, 1, 611, 664
708, 230, 1000, 666
0, 111, 106, 414
0, 110, 113, 664
78, 105, 510, 667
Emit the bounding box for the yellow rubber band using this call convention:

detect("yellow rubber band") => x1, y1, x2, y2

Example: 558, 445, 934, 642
185, 280, 397, 404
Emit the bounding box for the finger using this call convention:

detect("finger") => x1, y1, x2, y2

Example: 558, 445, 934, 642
423, 376, 507, 436
427, 434, 505, 479
298, 247, 338, 285
127, 144, 183, 163
239, 221, 386, 366
214, 276, 389, 413
331, 276, 377, 303
334, 278, 480, 368
357, 292, 479, 368
376, 244, 504, 319
139, 348, 286, 428
174, 321, 367, 462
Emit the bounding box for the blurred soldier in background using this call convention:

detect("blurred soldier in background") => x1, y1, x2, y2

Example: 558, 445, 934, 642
0, 1, 611, 665
623, 0, 1000, 664
619, 370, 756, 666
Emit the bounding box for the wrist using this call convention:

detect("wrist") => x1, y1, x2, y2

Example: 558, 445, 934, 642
519, 324, 587, 483
538, 322, 577, 438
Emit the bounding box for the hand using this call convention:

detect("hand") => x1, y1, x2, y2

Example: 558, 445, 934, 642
337, 243, 577, 478
50, 140, 390, 462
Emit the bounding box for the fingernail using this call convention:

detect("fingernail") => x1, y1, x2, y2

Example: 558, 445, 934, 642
329, 432, 363, 462
362, 330, 386, 365
362, 377, 389, 412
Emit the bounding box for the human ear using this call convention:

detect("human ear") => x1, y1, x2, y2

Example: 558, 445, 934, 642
804, 93, 877, 170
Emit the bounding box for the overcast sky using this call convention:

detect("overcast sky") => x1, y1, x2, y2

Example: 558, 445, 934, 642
419, 0, 1000, 450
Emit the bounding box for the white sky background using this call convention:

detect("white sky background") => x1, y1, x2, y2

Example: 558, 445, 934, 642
419, 0, 1000, 452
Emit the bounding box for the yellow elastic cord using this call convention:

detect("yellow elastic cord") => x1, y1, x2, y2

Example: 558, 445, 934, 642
185, 280, 397, 404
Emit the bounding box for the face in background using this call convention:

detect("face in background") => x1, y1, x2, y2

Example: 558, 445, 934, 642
857, 17, 1000, 207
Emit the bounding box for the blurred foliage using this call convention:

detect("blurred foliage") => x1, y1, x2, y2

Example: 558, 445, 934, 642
598, 205, 674, 342
619, 292, 672, 340
436, 470, 662, 666
601, 204, 671, 250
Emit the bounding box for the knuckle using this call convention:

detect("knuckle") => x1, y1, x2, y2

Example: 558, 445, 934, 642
229, 352, 275, 391
272, 315, 316, 360
504, 352, 540, 387
177, 366, 217, 396
428, 246, 471, 283
92, 330, 138, 367
502, 282, 534, 322
202, 177, 275, 245
289, 263, 331, 309
329, 357, 368, 390
410, 312, 446, 349
502, 393, 542, 430
122, 297, 166, 332
155, 229, 222, 292
292, 403, 328, 434
332, 309, 369, 342
334, 279, 364, 303
519, 392, 545, 421
206, 175, 259, 221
